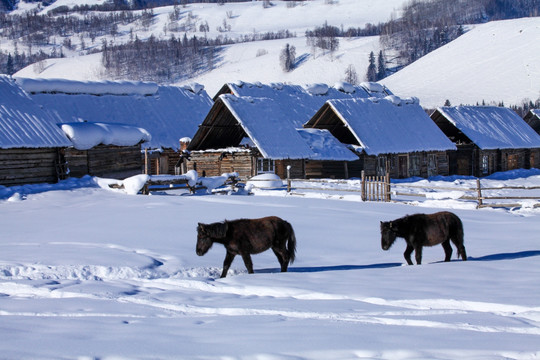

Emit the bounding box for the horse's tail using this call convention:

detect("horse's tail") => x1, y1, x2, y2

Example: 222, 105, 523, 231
285, 221, 297, 264
452, 214, 466, 260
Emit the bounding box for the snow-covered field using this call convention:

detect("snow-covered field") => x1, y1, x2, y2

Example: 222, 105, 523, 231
1, 170, 540, 359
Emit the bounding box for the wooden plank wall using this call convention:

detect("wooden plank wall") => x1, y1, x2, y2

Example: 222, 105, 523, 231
66, 144, 142, 179
0, 148, 60, 186
187, 152, 255, 178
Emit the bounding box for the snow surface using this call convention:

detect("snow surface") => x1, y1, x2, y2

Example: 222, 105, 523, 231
381, 17, 540, 108
15, 77, 158, 96
60, 122, 151, 150
436, 106, 540, 150
1, 170, 540, 359
321, 98, 456, 155
0, 75, 72, 148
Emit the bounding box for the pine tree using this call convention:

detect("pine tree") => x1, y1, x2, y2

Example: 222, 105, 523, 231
280, 43, 296, 72
376, 50, 386, 80
366, 51, 377, 82
6, 53, 14, 75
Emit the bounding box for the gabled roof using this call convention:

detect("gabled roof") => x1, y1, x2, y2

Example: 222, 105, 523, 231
524, 109, 540, 135
433, 106, 540, 150
189, 95, 357, 161
213, 81, 392, 126
0, 75, 72, 149
16, 78, 213, 150
305, 97, 456, 156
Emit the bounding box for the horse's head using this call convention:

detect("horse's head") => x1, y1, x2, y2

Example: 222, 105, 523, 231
196, 221, 228, 256
380, 221, 398, 251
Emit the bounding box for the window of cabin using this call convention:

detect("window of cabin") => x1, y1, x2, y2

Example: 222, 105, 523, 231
508, 154, 519, 170
428, 154, 437, 177
377, 156, 387, 176
409, 154, 421, 177
257, 158, 275, 174
481, 154, 490, 175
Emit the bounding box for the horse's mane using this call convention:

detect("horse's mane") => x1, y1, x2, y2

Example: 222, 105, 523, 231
200, 221, 228, 238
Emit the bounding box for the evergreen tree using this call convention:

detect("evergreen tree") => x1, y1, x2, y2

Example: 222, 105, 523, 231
376, 50, 386, 80
366, 51, 377, 82
6, 53, 14, 75
280, 43, 296, 72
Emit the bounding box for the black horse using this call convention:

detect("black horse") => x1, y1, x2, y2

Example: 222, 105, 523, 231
380, 211, 467, 265
196, 216, 296, 278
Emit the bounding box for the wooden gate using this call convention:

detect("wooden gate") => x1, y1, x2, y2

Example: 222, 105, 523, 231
361, 171, 391, 202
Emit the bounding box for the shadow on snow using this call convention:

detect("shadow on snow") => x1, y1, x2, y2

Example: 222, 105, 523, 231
254, 250, 540, 274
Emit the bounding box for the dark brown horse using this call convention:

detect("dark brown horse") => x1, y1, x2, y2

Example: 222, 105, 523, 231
380, 211, 467, 265
196, 216, 296, 278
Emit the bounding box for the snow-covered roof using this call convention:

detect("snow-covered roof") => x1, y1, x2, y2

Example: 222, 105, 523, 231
15, 78, 158, 96
436, 106, 540, 150
215, 81, 392, 127
0, 75, 72, 149
297, 128, 358, 161
191, 95, 357, 161
306, 97, 456, 156
16, 78, 213, 150
60, 122, 151, 150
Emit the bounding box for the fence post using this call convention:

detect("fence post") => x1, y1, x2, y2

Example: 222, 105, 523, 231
476, 178, 483, 208
361, 170, 366, 201
385, 172, 391, 202
144, 148, 149, 175
287, 165, 291, 193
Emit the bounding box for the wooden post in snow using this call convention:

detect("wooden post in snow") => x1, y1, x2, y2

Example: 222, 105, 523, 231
286, 165, 291, 193
476, 178, 483, 208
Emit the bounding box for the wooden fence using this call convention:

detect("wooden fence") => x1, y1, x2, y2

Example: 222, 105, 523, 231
275, 171, 540, 209
393, 179, 540, 209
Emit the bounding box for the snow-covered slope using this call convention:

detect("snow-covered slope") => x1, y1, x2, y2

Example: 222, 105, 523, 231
380, 17, 540, 108
11, 0, 405, 97
10, 1, 540, 106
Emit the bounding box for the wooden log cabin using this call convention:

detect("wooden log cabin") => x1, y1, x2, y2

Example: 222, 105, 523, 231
18, 78, 213, 177
524, 109, 540, 135
58, 122, 150, 178
186, 94, 360, 179
0, 75, 73, 186
304, 96, 456, 178
431, 106, 540, 177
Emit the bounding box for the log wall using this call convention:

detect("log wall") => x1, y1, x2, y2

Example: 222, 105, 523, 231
187, 151, 255, 178
0, 147, 63, 186
66, 144, 143, 179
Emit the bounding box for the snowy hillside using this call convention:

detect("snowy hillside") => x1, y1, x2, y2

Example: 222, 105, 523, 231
9, 0, 540, 106
380, 17, 540, 108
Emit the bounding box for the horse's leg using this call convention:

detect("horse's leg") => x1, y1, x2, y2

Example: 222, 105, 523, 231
241, 253, 255, 274
451, 237, 468, 261
404, 244, 414, 265
442, 239, 453, 262
221, 252, 235, 278
272, 248, 288, 272
414, 246, 423, 265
